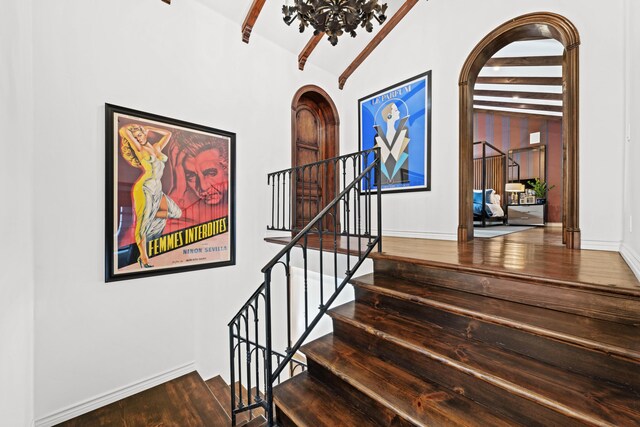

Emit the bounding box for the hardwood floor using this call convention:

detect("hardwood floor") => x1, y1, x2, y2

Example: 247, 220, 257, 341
56, 372, 229, 427
56, 372, 265, 427
266, 226, 639, 294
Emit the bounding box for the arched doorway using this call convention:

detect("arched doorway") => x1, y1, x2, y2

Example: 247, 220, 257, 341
291, 85, 340, 230
458, 12, 581, 249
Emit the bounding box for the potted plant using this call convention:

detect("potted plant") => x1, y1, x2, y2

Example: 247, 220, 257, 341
527, 178, 555, 204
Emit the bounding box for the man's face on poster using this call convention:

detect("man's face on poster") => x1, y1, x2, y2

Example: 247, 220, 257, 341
184, 148, 228, 205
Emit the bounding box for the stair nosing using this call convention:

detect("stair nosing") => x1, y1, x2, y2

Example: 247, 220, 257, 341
330, 303, 620, 427
352, 276, 640, 362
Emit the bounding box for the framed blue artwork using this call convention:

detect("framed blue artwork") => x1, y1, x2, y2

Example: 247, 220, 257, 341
359, 71, 431, 193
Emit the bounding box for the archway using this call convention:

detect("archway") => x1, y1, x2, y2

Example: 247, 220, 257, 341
458, 12, 581, 249
291, 85, 340, 230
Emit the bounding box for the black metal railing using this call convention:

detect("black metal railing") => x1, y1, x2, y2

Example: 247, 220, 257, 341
228, 148, 382, 426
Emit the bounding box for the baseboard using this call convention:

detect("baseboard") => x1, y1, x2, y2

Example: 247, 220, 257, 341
581, 240, 621, 252
621, 243, 640, 280
380, 229, 457, 241
34, 362, 196, 427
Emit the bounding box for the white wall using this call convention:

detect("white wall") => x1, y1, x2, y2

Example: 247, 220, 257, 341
340, 0, 627, 248
622, 0, 640, 278
30, 0, 341, 423
0, 0, 35, 425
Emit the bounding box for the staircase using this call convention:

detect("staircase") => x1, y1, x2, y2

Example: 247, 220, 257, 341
272, 246, 640, 426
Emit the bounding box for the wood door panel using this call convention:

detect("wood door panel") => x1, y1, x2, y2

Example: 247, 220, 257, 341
296, 108, 320, 147
297, 148, 320, 169
292, 88, 339, 232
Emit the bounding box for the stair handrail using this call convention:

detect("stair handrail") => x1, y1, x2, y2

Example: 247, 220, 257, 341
229, 148, 382, 426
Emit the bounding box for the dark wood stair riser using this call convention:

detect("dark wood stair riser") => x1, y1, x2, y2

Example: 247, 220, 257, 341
374, 259, 640, 325
275, 408, 296, 427
305, 358, 415, 427
332, 319, 585, 427
355, 286, 640, 391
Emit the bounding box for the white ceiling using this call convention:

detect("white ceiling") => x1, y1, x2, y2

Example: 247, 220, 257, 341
195, 0, 409, 76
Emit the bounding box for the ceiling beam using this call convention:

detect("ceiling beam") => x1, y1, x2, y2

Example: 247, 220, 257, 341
474, 89, 563, 101
338, 0, 420, 90
241, 0, 267, 44
298, 33, 324, 71
474, 100, 563, 113
485, 56, 563, 67
476, 76, 563, 86
161, 0, 170, 4
474, 108, 562, 121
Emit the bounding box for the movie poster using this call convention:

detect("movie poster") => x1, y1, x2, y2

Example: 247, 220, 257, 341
105, 104, 235, 282
359, 71, 432, 193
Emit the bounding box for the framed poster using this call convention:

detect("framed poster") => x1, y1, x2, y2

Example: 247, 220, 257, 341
105, 104, 235, 282
359, 71, 431, 193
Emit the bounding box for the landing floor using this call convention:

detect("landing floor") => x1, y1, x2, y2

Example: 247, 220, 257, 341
266, 227, 640, 295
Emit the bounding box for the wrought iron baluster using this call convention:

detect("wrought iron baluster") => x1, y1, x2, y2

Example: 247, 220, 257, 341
303, 234, 309, 329
333, 203, 338, 291
244, 307, 252, 410
319, 220, 324, 308
376, 148, 382, 251
229, 323, 236, 426
302, 166, 306, 230
264, 270, 274, 426
276, 174, 280, 230
285, 251, 292, 352
292, 169, 297, 232
281, 173, 287, 230
269, 175, 275, 230
254, 297, 261, 407
357, 154, 362, 257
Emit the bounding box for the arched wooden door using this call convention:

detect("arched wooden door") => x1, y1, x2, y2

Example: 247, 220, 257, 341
291, 86, 340, 231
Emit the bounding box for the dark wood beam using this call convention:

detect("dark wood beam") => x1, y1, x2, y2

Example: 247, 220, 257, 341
476, 76, 563, 86
474, 99, 563, 113
241, 0, 267, 44
161, 0, 170, 4
298, 33, 324, 71
474, 108, 562, 122
485, 56, 563, 67
338, 0, 420, 89
474, 89, 563, 101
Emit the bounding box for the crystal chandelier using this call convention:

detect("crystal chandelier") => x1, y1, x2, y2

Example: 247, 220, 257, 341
283, 0, 388, 46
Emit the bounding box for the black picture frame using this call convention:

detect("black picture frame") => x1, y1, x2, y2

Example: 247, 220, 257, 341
358, 71, 432, 194
105, 104, 236, 282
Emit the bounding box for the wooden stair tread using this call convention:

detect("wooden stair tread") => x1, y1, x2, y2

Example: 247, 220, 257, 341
352, 273, 640, 361
371, 236, 640, 296
273, 371, 374, 426
301, 333, 518, 426
56, 371, 229, 426
330, 302, 640, 427
238, 415, 267, 426
205, 375, 253, 424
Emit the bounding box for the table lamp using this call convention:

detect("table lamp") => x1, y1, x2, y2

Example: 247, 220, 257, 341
505, 183, 525, 205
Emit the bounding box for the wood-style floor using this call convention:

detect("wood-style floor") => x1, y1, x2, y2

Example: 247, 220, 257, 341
266, 227, 640, 295
56, 372, 230, 427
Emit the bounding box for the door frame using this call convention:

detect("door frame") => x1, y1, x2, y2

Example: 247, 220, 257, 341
291, 85, 340, 230
458, 12, 581, 249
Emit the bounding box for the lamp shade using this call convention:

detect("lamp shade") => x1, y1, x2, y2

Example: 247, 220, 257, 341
505, 183, 525, 192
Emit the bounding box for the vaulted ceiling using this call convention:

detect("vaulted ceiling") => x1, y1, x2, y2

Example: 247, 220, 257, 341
193, 0, 425, 88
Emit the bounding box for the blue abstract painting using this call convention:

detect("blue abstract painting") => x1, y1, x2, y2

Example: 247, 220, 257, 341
359, 71, 431, 193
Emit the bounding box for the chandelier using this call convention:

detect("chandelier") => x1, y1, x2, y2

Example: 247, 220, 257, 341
283, 0, 388, 46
